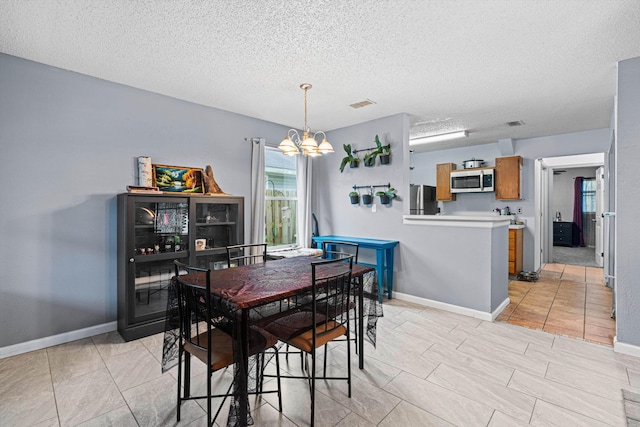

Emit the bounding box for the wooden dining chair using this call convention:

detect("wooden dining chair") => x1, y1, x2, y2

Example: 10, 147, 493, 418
261, 257, 354, 427
226, 243, 268, 267
173, 260, 282, 426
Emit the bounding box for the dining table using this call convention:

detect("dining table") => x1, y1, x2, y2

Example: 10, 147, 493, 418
161, 256, 382, 427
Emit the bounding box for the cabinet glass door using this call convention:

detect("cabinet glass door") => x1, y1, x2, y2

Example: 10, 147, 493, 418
131, 200, 189, 323
192, 201, 240, 270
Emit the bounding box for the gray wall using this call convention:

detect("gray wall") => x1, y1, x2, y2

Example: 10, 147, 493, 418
552, 167, 598, 222
314, 114, 507, 312
615, 56, 640, 347
411, 129, 611, 272
0, 54, 290, 347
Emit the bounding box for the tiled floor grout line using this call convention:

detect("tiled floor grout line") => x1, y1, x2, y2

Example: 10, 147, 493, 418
44, 348, 62, 427
541, 286, 554, 331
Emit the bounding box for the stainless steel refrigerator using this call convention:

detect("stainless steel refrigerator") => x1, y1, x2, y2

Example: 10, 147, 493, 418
409, 184, 438, 215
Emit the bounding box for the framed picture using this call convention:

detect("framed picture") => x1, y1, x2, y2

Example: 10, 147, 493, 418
152, 164, 204, 194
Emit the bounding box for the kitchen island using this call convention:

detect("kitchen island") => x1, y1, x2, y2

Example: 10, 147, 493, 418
401, 212, 511, 320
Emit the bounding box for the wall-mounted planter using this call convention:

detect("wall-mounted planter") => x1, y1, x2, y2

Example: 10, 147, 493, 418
363, 156, 376, 167
376, 187, 396, 205
349, 194, 360, 204
379, 153, 390, 165
362, 194, 373, 205
350, 160, 360, 168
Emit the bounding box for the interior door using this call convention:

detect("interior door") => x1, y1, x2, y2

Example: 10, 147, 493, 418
534, 158, 551, 270
595, 166, 604, 267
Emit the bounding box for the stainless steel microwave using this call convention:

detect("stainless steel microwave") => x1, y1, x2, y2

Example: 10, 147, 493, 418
450, 168, 495, 193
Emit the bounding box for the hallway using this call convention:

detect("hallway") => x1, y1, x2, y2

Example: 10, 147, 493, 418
497, 264, 615, 345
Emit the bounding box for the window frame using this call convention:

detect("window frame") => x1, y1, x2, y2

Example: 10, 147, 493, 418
264, 147, 299, 249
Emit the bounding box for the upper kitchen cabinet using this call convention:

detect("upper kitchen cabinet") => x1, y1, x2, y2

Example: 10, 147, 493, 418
495, 156, 522, 200
436, 163, 457, 201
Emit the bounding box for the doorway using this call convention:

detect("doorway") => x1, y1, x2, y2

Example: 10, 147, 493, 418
549, 166, 601, 267
534, 153, 606, 271
501, 152, 616, 345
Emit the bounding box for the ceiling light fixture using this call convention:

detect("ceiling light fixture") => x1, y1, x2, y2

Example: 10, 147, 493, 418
278, 83, 334, 157
409, 130, 468, 145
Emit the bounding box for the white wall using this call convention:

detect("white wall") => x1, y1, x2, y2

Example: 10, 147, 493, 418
0, 54, 290, 348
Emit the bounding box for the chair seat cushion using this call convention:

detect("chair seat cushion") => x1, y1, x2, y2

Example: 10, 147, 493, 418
288, 321, 347, 353
184, 326, 277, 371
262, 311, 347, 353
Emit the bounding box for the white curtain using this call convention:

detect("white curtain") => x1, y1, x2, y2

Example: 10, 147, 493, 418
250, 138, 266, 244
297, 155, 313, 248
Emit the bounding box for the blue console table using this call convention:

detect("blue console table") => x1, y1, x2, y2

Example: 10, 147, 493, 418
312, 235, 399, 301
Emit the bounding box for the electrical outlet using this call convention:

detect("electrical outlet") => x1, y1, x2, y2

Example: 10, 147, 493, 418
372, 204, 377, 213
517, 206, 523, 214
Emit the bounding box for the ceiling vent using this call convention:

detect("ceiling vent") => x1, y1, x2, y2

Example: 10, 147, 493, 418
350, 99, 376, 109
506, 120, 525, 127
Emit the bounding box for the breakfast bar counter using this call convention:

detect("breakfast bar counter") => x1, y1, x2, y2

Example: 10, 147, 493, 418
401, 213, 510, 320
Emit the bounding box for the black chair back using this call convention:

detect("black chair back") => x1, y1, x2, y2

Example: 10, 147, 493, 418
311, 256, 354, 346
321, 241, 359, 264
173, 261, 215, 356
226, 243, 267, 267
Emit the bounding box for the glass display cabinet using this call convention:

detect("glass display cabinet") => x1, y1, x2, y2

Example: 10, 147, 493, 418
117, 193, 244, 341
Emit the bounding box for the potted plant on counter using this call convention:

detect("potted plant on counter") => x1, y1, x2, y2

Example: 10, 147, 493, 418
376, 187, 397, 205
349, 191, 360, 204
339, 144, 360, 172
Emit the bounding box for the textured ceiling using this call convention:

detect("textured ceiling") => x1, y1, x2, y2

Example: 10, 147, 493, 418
1, 1, 639, 152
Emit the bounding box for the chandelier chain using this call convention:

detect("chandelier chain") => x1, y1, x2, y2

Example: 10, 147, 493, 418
303, 86, 308, 132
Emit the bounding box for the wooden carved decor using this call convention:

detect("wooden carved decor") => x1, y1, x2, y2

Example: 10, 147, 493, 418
203, 165, 227, 195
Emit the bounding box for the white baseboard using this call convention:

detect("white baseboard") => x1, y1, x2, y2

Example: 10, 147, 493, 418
613, 336, 640, 358
392, 292, 510, 322
0, 321, 117, 359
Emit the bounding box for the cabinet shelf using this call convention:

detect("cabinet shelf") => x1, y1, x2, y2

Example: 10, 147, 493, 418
195, 221, 236, 226
134, 251, 189, 263
194, 248, 226, 256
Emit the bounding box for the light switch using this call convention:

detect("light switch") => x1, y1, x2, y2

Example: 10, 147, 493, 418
372, 204, 377, 213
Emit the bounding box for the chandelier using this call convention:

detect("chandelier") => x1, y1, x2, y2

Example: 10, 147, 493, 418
278, 83, 334, 157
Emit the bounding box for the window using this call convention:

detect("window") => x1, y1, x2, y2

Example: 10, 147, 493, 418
264, 148, 298, 247
582, 178, 596, 213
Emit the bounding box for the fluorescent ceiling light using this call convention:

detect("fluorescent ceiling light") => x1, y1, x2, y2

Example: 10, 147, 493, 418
410, 130, 468, 145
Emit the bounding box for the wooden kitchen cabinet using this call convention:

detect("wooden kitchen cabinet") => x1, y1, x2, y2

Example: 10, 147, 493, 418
436, 163, 457, 201
495, 155, 522, 200
509, 228, 523, 276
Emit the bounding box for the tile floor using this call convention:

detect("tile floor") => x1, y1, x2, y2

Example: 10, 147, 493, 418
497, 263, 616, 345
2, 295, 638, 426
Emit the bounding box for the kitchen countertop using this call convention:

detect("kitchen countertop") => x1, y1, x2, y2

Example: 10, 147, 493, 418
403, 212, 526, 229
403, 213, 510, 228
